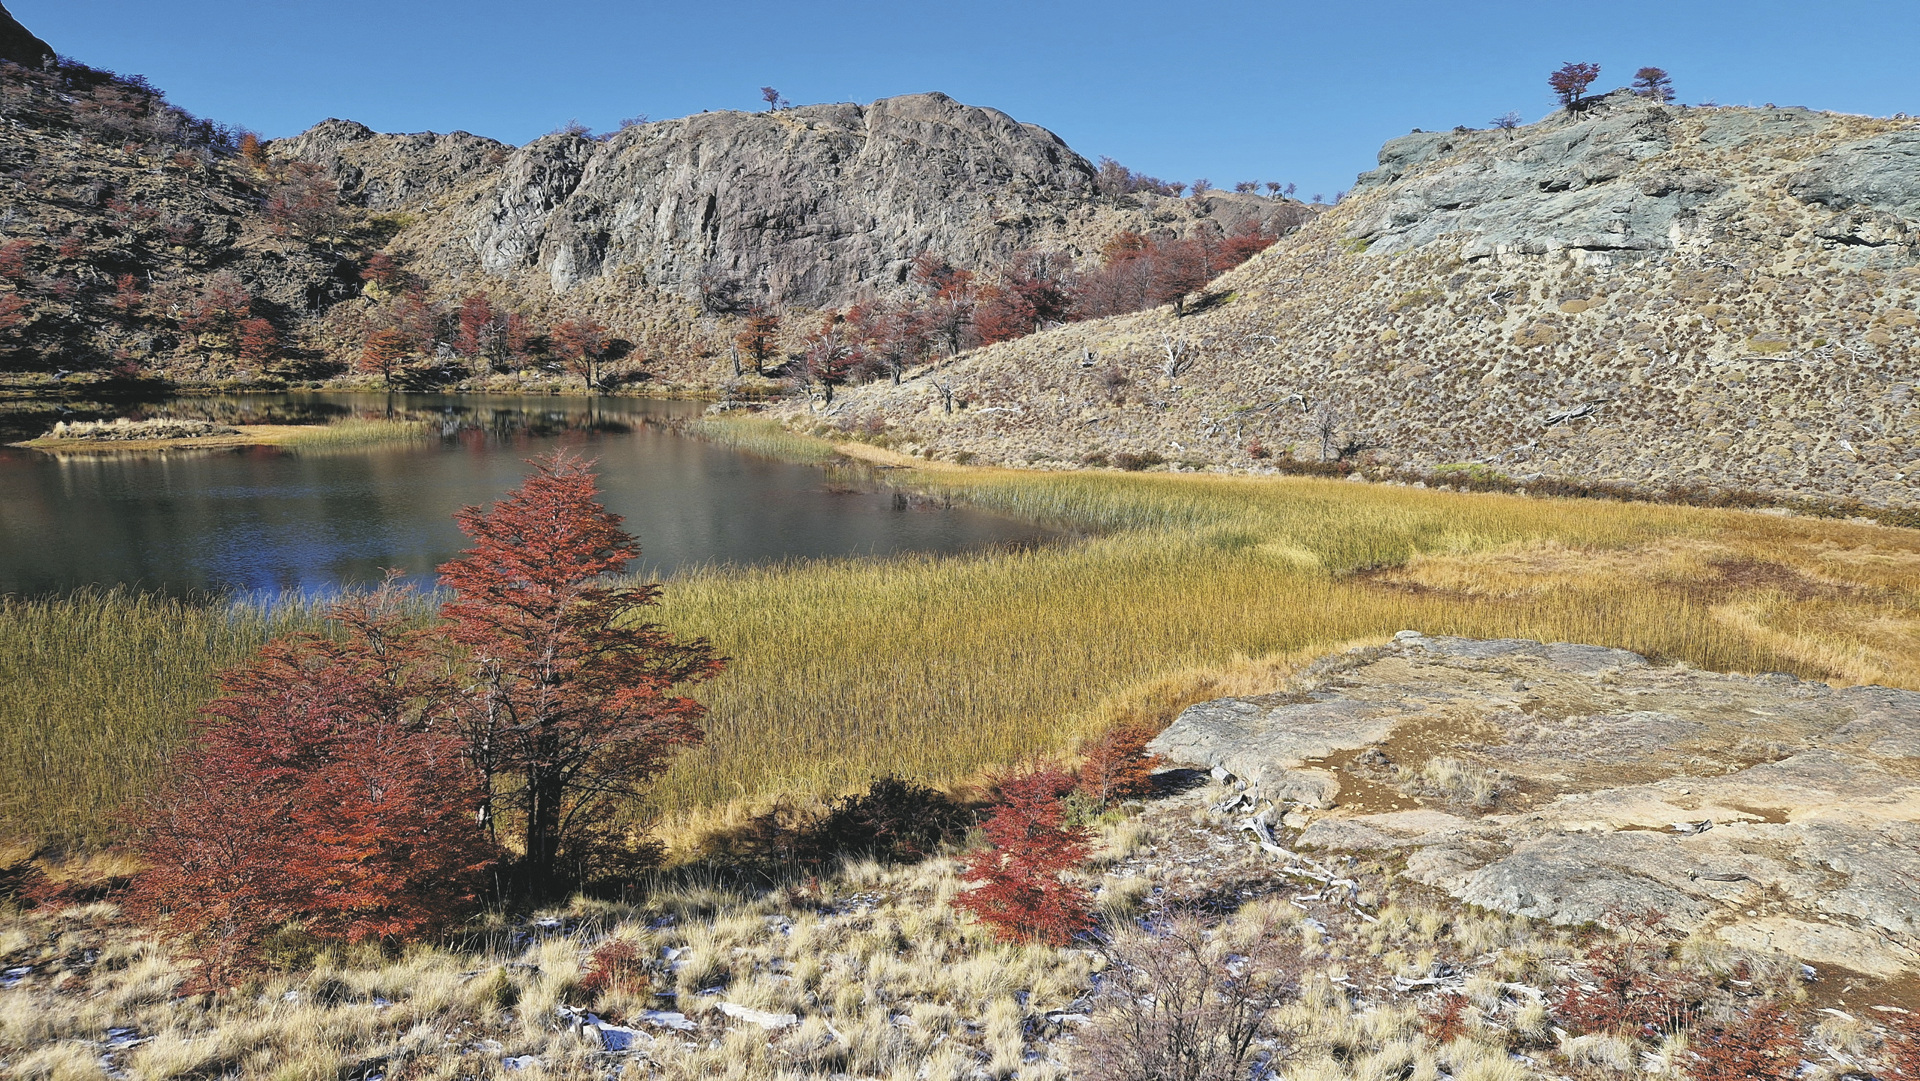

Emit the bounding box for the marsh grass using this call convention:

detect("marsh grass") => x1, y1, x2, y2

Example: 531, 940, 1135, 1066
0, 592, 325, 848
276, 417, 438, 450
683, 416, 840, 464
4, 421, 1918, 850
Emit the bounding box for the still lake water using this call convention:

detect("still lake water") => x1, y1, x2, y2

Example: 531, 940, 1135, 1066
0, 392, 1052, 596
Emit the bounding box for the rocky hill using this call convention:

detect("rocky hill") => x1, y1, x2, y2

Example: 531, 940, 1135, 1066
0, 6, 1304, 388
272, 96, 1302, 352
811, 90, 1920, 513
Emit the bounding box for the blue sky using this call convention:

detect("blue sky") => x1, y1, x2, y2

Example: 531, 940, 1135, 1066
19, 1, 1919, 200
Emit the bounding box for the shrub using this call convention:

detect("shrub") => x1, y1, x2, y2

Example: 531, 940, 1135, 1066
1558, 908, 1698, 1039
1886, 1013, 1920, 1078
1245, 440, 1271, 460
957, 767, 1092, 945
1076, 912, 1302, 1081
579, 938, 650, 1000
1113, 451, 1165, 472
1424, 991, 1470, 1043
1076, 725, 1161, 804
1685, 1001, 1800, 1081
807, 776, 971, 864
125, 581, 498, 989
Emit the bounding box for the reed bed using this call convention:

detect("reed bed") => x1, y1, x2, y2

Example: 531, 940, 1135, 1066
649, 467, 1920, 820
277, 417, 437, 449
0, 591, 324, 848
4, 435, 1917, 850
682, 416, 841, 464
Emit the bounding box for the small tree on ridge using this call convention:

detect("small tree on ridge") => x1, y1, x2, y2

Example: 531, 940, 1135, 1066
1550, 62, 1602, 108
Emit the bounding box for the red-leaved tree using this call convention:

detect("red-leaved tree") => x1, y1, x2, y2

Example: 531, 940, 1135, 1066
1550, 62, 1602, 109
551, 317, 610, 389
957, 767, 1093, 945
127, 582, 496, 988
1077, 725, 1162, 804
437, 451, 724, 897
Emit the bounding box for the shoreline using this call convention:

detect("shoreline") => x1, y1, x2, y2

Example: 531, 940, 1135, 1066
10, 423, 332, 453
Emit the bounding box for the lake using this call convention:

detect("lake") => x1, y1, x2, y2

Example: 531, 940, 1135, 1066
0, 392, 1052, 596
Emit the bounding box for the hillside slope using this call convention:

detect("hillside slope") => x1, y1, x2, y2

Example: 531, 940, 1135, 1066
813, 90, 1920, 512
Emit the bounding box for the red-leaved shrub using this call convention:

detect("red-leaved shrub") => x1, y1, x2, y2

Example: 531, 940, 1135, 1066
1558, 907, 1697, 1038
1887, 1013, 1920, 1078
1077, 724, 1162, 804
126, 580, 497, 988
579, 938, 649, 1000
1424, 991, 1470, 1044
958, 767, 1092, 945
1685, 1001, 1800, 1081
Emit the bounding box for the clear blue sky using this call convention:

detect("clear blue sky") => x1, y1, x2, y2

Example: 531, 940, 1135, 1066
19, 1, 1919, 201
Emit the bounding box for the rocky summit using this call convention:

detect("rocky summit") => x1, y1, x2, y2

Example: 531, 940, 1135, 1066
276, 95, 1291, 315
819, 91, 1920, 513
1149, 632, 1920, 979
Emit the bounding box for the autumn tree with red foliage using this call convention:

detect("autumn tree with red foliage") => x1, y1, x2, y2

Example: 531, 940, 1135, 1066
1077, 724, 1161, 804
975, 251, 1075, 345
1550, 62, 1603, 108
360, 327, 411, 381
914, 252, 977, 355
1684, 1002, 1801, 1081
796, 313, 855, 404
361, 251, 406, 292
734, 307, 779, 375
454, 292, 500, 360
126, 582, 496, 988
264, 162, 345, 244
958, 767, 1093, 945
110, 273, 144, 322
235, 317, 278, 366
551, 317, 610, 389
437, 452, 723, 896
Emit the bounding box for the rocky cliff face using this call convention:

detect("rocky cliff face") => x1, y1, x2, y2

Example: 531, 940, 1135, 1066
0, 3, 52, 70
817, 92, 1920, 512
276, 94, 1293, 316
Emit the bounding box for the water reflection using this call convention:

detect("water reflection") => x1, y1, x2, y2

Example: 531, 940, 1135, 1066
0, 392, 1053, 597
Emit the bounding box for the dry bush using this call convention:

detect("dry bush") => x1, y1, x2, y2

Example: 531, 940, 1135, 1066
1684, 1001, 1801, 1081
1558, 908, 1699, 1040
1076, 912, 1302, 1081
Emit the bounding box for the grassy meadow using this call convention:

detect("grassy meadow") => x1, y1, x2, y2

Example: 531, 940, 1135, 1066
4, 421, 1918, 852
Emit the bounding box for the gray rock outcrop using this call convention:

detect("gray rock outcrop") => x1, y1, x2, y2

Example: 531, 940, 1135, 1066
275, 94, 1298, 310
1151, 633, 1920, 978
1343, 91, 1882, 262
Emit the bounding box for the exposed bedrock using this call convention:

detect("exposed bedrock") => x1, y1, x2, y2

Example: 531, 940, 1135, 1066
1150, 632, 1920, 977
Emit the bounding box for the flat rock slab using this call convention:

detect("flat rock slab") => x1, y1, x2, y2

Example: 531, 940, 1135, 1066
1149, 632, 1920, 977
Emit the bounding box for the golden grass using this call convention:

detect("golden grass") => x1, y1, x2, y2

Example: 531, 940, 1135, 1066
646, 447, 1920, 835
0, 591, 324, 848
4, 421, 1918, 851
275, 417, 437, 449
683, 416, 841, 464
